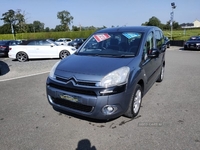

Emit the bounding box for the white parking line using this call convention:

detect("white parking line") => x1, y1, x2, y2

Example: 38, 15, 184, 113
0, 71, 50, 82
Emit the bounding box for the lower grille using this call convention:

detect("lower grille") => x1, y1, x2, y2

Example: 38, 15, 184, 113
52, 97, 93, 113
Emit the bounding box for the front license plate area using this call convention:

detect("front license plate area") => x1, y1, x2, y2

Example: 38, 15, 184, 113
190, 44, 195, 48
57, 92, 80, 103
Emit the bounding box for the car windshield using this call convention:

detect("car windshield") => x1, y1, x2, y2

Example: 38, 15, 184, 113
74, 38, 82, 42
189, 36, 200, 40
76, 32, 143, 57
47, 39, 59, 46
56, 39, 64, 42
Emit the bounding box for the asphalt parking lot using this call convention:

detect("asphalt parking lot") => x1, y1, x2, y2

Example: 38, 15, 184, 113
0, 47, 200, 150
0, 57, 59, 81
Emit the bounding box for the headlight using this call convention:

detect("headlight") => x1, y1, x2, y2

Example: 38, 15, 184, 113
49, 60, 60, 79
98, 67, 130, 88
196, 43, 200, 45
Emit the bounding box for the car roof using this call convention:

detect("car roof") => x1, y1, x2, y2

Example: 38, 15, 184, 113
0, 40, 16, 44
96, 26, 160, 33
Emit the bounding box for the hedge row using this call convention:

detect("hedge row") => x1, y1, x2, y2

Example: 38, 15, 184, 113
0, 30, 96, 40
0, 28, 200, 41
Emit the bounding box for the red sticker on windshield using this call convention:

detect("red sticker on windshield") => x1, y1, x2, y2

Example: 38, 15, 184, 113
94, 33, 111, 42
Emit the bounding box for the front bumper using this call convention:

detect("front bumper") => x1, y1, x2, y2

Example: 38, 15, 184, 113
46, 77, 132, 120
184, 44, 200, 50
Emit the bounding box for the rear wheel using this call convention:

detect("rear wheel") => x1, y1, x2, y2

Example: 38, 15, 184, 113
59, 50, 70, 59
16, 52, 28, 62
157, 64, 165, 82
124, 84, 142, 118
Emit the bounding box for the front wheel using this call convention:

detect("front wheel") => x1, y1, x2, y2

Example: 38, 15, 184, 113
124, 84, 142, 118
16, 52, 28, 62
59, 50, 70, 59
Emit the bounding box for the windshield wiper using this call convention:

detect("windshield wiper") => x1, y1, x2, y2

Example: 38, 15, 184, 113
94, 54, 135, 58
116, 54, 135, 58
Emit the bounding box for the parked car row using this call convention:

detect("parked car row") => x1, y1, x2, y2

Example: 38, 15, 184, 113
0, 40, 22, 56
0, 37, 87, 62
55, 38, 72, 46
9, 39, 77, 62
48, 37, 86, 49
67, 38, 86, 49
184, 36, 200, 50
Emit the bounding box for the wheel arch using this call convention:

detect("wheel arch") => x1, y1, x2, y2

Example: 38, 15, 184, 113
137, 79, 144, 95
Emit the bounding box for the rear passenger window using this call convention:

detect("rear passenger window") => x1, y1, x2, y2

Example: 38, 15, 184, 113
28, 41, 36, 45
143, 32, 154, 60
155, 30, 164, 50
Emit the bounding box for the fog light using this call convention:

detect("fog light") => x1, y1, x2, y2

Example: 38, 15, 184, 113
102, 105, 117, 115
107, 106, 114, 112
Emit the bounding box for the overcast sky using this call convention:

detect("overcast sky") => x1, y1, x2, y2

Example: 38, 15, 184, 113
0, 0, 199, 29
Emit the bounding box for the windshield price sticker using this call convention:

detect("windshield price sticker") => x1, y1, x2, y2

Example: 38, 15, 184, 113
94, 33, 111, 42
122, 33, 140, 39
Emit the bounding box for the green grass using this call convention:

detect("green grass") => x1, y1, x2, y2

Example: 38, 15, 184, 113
163, 28, 200, 40
0, 28, 200, 41
0, 30, 96, 40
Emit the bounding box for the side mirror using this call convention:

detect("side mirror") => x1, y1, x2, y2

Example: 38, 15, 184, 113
148, 49, 159, 58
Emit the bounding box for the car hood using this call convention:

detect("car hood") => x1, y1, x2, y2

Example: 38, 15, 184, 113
55, 54, 134, 81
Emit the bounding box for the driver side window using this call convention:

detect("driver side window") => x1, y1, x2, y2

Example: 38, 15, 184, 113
143, 32, 154, 60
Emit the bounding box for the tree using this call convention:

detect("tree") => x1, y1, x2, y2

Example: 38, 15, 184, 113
72, 25, 79, 31
0, 24, 11, 34
15, 9, 27, 33
142, 16, 163, 29
1, 9, 16, 24
1, 9, 16, 35
32, 21, 44, 32
55, 25, 66, 32
26, 24, 34, 33
0, 9, 27, 34
44, 27, 50, 32
164, 21, 181, 30
147, 16, 162, 27
163, 21, 171, 30
57, 10, 73, 31
173, 21, 180, 30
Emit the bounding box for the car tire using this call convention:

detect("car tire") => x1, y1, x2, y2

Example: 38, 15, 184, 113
167, 44, 170, 48
156, 64, 165, 82
16, 52, 28, 62
59, 50, 70, 59
124, 84, 142, 118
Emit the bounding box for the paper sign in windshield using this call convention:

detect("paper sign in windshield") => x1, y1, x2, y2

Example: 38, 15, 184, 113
94, 33, 111, 42
122, 33, 140, 39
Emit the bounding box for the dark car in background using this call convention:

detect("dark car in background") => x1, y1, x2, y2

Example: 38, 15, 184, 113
68, 38, 86, 49
184, 36, 200, 50
46, 26, 166, 120
0, 40, 22, 56
164, 37, 170, 48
